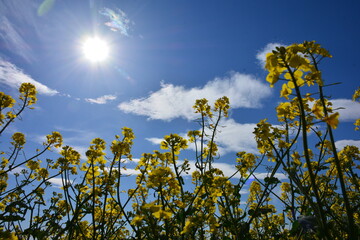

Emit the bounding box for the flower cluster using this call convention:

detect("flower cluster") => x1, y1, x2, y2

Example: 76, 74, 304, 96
0, 42, 359, 239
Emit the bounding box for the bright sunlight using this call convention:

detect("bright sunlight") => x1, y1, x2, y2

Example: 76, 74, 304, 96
82, 37, 109, 62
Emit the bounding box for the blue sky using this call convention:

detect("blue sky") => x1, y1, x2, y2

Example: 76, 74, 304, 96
1, 0, 360, 189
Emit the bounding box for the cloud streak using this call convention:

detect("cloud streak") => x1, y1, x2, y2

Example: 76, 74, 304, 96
118, 72, 272, 121
85, 94, 117, 104
0, 59, 58, 95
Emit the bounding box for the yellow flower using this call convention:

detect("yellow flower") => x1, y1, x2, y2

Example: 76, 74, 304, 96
353, 87, 360, 102
46, 131, 63, 148
265, 52, 278, 70
276, 102, 292, 119
187, 130, 201, 142
142, 203, 162, 213
355, 119, 360, 131
280, 83, 292, 99
11, 132, 26, 147
131, 215, 144, 225
26, 160, 40, 171
0, 92, 16, 108
37, 168, 49, 179
214, 96, 230, 117
0, 201, 5, 211
236, 152, 256, 177
323, 112, 340, 129
291, 152, 302, 166
266, 72, 280, 87
181, 219, 196, 235
281, 182, 291, 192
288, 54, 306, 68
0, 230, 18, 240
19, 82, 37, 105
312, 101, 324, 119
152, 209, 173, 220
6, 111, 16, 119
193, 98, 212, 117
161, 134, 188, 154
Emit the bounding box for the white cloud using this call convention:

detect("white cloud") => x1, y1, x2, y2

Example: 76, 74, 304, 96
331, 99, 360, 121
145, 137, 163, 145
239, 190, 249, 195
212, 162, 239, 177
256, 43, 283, 68
9, 166, 26, 175
0, 59, 58, 95
215, 119, 258, 154
251, 172, 288, 180
48, 177, 71, 188
335, 139, 360, 150
118, 72, 272, 121
85, 94, 117, 104
121, 168, 141, 175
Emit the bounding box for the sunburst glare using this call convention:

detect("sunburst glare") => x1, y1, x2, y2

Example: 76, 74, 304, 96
82, 37, 109, 62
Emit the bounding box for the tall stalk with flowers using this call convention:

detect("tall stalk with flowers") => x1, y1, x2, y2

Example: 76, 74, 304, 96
255, 41, 360, 239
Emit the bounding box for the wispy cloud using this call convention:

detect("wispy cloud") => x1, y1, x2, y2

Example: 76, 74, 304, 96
85, 94, 117, 104
256, 43, 283, 68
0, 59, 58, 95
0, 0, 39, 62
0, 17, 34, 63
119, 72, 272, 121
331, 99, 360, 121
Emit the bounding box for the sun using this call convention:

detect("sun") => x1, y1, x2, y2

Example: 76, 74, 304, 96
82, 37, 109, 62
